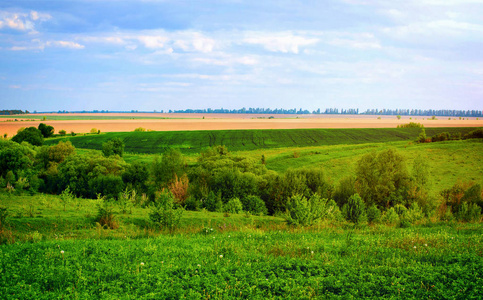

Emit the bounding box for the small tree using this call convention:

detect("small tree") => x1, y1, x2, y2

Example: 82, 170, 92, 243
102, 138, 124, 157
342, 194, 366, 224
149, 191, 184, 233
60, 186, 75, 211
224, 197, 243, 214
11, 127, 43, 146
284, 194, 334, 226
59, 129, 67, 136
38, 123, 54, 138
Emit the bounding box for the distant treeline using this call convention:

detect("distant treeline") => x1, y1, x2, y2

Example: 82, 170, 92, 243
24, 108, 483, 117
172, 107, 482, 117
0, 110, 29, 115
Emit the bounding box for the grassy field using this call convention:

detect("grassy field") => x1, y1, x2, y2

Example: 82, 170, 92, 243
44, 127, 479, 154
1, 193, 482, 299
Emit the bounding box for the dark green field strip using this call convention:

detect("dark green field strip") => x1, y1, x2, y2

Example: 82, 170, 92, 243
44, 127, 480, 154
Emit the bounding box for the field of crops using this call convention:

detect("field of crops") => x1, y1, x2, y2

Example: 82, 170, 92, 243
45, 127, 479, 154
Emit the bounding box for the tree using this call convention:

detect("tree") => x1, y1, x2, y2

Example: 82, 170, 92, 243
152, 148, 185, 185
38, 123, 54, 138
355, 148, 410, 208
11, 127, 43, 146
102, 138, 124, 157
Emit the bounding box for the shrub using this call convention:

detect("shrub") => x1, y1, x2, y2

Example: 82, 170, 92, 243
431, 132, 450, 142
381, 207, 399, 225
102, 138, 124, 157
224, 197, 243, 214
241, 195, 268, 215
397, 122, 423, 128
204, 191, 223, 212
134, 127, 146, 132
185, 196, 201, 211
454, 203, 481, 222
59, 129, 66, 136
366, 204, 381, 224
402, 203, 424, 224
168, 174, 189, 205
90, 128, 98, 134
464, 128, 483, 139
149, 191, 184, 233
342, 194, 366, 224
284, 194, 334, 226
96, 197, 119, 229
11, 127, 43, 146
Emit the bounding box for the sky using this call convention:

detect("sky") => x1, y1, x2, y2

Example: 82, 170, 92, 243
1, 0, 482, 112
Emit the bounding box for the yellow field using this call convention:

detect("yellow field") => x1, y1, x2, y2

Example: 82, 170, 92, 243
1, 113, 481, 136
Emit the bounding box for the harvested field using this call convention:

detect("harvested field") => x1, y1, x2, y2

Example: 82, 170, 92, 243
1, 113, 481, 136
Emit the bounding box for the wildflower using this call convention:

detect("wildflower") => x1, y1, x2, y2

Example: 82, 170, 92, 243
61, 250, 64, 254
219, 255, 223, 258
413, 246, 417, 249
197, 264, 201, 267
140, 262, 145, 266
311, 251, 314, 254
424, 244, 428, 247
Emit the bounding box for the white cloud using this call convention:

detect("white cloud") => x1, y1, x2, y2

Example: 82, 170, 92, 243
0, 10, 51, 32
244, 32, 319, 54
137, 35, 169, 49
46, 41, 85, 49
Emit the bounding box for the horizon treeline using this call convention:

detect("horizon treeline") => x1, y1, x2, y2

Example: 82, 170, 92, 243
3, 108, 482, 117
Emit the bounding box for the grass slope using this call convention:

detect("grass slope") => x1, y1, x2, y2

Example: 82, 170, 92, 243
45, 127, 479, 154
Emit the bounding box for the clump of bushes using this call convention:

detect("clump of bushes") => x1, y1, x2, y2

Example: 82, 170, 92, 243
397, 122, 424, 128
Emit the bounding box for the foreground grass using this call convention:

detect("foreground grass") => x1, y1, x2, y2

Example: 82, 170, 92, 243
1, 222, 482, 299
1, 193, 483, 298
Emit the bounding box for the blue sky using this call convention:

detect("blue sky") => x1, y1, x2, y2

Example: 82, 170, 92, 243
1, 0, 482, 112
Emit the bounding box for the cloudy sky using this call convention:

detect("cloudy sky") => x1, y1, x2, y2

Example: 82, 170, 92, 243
1, 0, 482, 112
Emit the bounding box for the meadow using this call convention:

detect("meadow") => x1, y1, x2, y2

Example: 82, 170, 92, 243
1, 193, 482, 299
1, 124, 482, 299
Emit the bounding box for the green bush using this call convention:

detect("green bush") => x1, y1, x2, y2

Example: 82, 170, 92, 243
185, 196, 201, 211
204, 191, 223, 212
366, 204, 381, 224
224, 197, 243, 214
241, 195, 268, 215
96, 197, 119, 229
284, 194, 334, 226
455, 203, 481, 222
342, 194, 366, 224
149, 191, 184, 233
381, 207, 399, 225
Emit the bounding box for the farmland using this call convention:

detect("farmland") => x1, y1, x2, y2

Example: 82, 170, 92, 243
1, 112, 482, 138
1, 116, 483, 299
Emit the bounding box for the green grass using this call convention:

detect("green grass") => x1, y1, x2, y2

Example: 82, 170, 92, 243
254, 139, 483, 192
1, 192, 482, 299
44, 127, 480, 155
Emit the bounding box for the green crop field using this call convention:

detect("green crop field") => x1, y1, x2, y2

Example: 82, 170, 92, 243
45, 127, 479, 154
